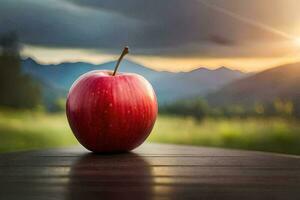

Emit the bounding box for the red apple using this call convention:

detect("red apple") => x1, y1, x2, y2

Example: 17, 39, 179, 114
66, 47, 157, 152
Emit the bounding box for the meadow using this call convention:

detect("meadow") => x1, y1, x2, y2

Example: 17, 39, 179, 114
1, 109, 300, 155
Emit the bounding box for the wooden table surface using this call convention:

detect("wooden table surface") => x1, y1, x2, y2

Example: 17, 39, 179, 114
0, 143, 300, 200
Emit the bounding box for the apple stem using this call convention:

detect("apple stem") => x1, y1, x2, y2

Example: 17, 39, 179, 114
112, 46, 129, 76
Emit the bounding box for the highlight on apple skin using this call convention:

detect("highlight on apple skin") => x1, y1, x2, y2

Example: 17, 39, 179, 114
66, 47, 158, 153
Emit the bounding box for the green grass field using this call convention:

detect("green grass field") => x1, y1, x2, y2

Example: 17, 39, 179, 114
0, 110, 77, 152
150, 115, 300, 155
1, 110, 300, 154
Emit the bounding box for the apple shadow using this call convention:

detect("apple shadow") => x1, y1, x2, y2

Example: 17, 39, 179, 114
66, 152, 154, 200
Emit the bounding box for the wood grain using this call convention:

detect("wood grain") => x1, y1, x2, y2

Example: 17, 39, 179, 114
0, 143, 299, 200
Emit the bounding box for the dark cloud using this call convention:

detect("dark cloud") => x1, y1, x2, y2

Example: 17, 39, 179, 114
0, 0, 298, 57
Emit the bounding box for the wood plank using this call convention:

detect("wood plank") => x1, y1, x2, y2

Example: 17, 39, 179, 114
0, 143, 300, 200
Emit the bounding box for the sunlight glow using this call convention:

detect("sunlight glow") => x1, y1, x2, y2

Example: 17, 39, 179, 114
294, 38, 300, 47
22, 44, 300, 73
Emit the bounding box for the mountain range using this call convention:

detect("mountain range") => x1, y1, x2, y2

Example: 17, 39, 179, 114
153, 66, 246, 103
21, 58, 247, 107
207, 62, 300, 106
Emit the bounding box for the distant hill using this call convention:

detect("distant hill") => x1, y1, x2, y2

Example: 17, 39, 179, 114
153, 66, 246, 103
21, 57, 247, 107
207, 62, 300, 106
22, 58, 171, 91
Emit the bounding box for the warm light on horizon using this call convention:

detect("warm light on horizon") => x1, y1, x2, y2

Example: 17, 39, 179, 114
22, 45, 300, 73
294, 38, 300, 47
131, 55, 300, 73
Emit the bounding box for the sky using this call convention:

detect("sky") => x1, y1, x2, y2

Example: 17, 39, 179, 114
1, 0, 300, 72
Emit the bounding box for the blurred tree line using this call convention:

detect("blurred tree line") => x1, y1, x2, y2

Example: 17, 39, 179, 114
160, 98, 300, 120
0, 32, 41, 109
